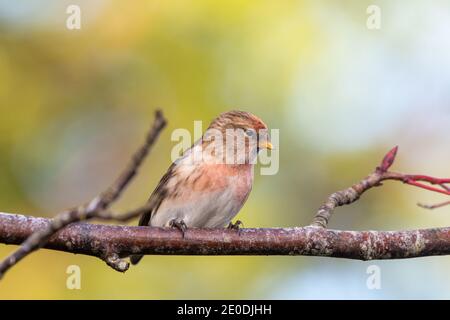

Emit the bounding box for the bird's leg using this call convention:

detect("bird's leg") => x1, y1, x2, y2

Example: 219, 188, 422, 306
169, 219, 187, 238
227, 220, 243, 236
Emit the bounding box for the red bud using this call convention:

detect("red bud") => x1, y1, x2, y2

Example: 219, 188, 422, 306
380, 146, 398, 172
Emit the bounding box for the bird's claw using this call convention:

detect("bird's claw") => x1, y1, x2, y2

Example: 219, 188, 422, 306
169, 219, 188, 238
227, 220, 243, 236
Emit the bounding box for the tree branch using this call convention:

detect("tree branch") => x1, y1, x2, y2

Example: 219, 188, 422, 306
1, 212, 449, 261
311, 146, 450, 228
0, 110, 167, 278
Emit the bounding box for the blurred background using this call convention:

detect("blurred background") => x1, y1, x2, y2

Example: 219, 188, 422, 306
0, 0, 449, 299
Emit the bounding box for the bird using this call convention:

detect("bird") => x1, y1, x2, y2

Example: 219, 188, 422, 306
130, 110, 273, 265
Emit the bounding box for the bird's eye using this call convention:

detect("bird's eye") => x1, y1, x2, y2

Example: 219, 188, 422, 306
245, 129, 256, 137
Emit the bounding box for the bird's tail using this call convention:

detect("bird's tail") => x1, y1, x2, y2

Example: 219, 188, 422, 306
130, 255, 144, 265
129, 204, 153, 265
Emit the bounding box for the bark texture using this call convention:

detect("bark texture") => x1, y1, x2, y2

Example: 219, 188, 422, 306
1, 212, 449, 261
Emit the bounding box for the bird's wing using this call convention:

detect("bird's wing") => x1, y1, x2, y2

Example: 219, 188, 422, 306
130, 162, 179, 265
137, 137, 202, 227
137, 161, 178, 227
130, 139, 201, 264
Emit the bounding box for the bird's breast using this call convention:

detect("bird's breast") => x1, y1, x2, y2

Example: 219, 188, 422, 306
150, 163, 254, 228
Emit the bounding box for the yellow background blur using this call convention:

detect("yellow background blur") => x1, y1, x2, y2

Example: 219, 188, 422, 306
0, 0, 449, 299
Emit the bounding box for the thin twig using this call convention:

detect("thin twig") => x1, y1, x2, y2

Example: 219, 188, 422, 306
0, 110, 167, 278
311, 146, 450, 228
418, 200, 450, 210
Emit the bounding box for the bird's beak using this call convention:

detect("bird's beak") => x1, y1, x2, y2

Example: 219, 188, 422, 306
258, 140, 273, 150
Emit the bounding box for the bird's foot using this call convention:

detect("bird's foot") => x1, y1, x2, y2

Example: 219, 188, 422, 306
227, 220, 243, 236
169, 219, 188, 238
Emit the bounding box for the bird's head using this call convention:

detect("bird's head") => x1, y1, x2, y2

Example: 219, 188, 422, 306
202, 110, 273, 164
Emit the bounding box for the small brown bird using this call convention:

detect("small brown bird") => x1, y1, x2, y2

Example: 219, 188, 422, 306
130, 111, 272, 265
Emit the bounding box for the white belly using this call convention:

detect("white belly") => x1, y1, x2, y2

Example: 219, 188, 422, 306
150, 176, 251, 228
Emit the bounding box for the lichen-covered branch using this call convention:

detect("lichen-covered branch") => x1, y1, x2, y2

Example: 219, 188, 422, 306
1, 212, 449, 261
